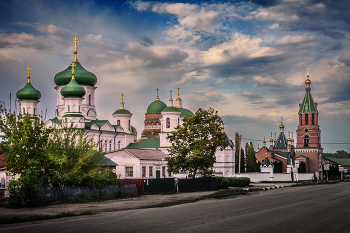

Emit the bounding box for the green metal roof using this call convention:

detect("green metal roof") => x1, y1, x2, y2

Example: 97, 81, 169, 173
179, 108, 194, 118
113, 109, 132, 115
325, 157, 350, 166
54, 60, 97, 86
63, 114, 84, 118
299, 90, 318, 114
16, 82, 41, 101
146, 100, 167, 114
61, 78, 86, 98
126, 135, 160, 149
262, 157, 273, 167
50, 117, 62, 125
162, 106, 180, 112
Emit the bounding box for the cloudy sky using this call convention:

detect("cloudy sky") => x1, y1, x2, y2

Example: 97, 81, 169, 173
0, 0, 349, 153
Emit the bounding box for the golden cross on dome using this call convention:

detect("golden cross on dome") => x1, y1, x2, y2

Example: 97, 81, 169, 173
26, 66, 32, 82
71, 36, 80, 53
281, 116, 283, 123
306, 68, 309, 77
156, 88, 160, 101
177, 87, 180, 97
121, 94, 124, 104
70, 62, 76, 77
170, 90, 173, 100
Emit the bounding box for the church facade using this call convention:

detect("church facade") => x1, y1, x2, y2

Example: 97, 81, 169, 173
255, 69, 323, 178
15, 37, 235, 179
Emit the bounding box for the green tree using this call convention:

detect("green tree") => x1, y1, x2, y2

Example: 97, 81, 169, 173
0, 105, 120, 205
246, 142, 258, 172
235, 132, 245, 173
166, 107, 228, 178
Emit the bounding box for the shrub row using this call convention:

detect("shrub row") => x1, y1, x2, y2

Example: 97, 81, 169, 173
218, 177, 250, 189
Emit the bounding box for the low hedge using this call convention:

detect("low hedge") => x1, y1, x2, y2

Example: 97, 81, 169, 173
218, 177, 250, 189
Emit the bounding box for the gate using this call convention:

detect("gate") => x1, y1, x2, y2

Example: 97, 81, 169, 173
143, 178, 175, 194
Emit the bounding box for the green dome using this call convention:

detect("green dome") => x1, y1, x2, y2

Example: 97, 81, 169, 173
179, 108, 194, 118
113, 109, 132, 115
147, 100, 167, 114
161, 106, 180, 112
54, 61, 97, 86
61, 78, 86, 98
16, 82, 41, 101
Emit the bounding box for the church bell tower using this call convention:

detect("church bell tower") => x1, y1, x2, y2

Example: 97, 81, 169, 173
295, 69, 323, 176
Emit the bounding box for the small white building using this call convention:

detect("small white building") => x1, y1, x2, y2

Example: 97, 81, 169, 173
105, 148, 171, 179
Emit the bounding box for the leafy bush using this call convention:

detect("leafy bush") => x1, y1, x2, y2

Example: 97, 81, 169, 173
218, 177, 250, 188
8, 177, 39, 206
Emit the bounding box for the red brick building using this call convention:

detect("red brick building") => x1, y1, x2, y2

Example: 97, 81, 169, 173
294, 69, 323, 175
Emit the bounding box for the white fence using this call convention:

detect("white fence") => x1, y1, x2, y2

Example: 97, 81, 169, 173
235, 172, 314, 183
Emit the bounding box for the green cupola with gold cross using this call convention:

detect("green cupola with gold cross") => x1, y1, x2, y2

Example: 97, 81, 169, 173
16, 66, 41, 101
54, 37, 97, 87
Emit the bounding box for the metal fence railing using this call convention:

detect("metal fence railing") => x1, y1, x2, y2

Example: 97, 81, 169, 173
36, 184, 137, 203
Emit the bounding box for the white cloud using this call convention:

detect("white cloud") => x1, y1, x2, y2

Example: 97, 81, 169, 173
269, 23, 279, 29
275, 35, 315, 45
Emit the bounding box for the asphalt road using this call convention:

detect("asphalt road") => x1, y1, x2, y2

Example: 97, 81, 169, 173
2, 182, 350, 233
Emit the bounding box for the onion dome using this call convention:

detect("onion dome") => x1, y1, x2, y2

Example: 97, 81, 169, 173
54, 37, 97, 86
61, 63, 86, 98
274, 133, 277, 142
113, 94, 132, 115
16, 66, 41, 101
162, 106, 180, 113
270, 132, 273, 143
147, 88, 167, 114
178, 108, 194, 118
61, 78, 86, 98
279, 116, 284, 132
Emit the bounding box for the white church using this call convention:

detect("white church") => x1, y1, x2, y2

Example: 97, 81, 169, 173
16, 37, 235, 179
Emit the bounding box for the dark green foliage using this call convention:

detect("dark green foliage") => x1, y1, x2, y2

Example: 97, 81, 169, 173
166, 107, 228, 178
217, 177, 250, 188
235, 133, 245, 173
273, 161, 283, 173
298, 161, 307, 173
323, 150, 350, 158
245, 142, 258, 172
0, 105, 120, 206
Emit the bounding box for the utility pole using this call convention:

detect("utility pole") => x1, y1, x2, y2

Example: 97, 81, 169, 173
239, 135, 241, 175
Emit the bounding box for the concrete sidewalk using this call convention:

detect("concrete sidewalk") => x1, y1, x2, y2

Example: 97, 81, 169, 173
0, 183, 294, 219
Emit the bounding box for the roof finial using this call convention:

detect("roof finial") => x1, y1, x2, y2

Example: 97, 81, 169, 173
270, 132, 273, 143
274, 132, 276, 142
26, 66, 32, 83
291, 132, 294, 143
263, 136, 266, 145
70, 62, 76, 79
156, 88, 160, 101
176, 87, 181, 100
280, 116, 284, 131
121, 94, 124, 104
169, 90, 173, 101
71, 36, 80, 62
222, 122, 225, 133
258, 144, 259, 150
305, 68, 311, 85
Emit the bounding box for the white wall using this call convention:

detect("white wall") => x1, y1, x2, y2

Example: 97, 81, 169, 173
235, 172, 314, 182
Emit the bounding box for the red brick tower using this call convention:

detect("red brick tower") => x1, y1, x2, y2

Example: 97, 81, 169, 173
295, 69, 323, 177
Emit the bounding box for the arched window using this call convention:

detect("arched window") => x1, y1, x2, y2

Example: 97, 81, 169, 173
67, 105, 70, 112
304, 135, 310, 147
312, 114, 315, 125
33, 108, 36, 115
23, 107, 25, 114
109, 140, 112, 152
117, 120, 120, 125
147, 123, 149, 129
104, 140, 108, 152
100, 140, 103, 148
305, 114, 308, 125
152, 122, 154, 129
118, 141, 121, 149
89, 94, 92, 105
178, 118, 180, 126
156, 122, 159, 129
166, 118, 170, 128
128, 120, 131, 130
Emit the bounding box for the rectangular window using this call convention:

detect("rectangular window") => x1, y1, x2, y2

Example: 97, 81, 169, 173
125, 167, 133, 177
162, 166, 166, 177
168, 171, 171, 177
142, 166, 146, 177
149, 166, 153, 177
